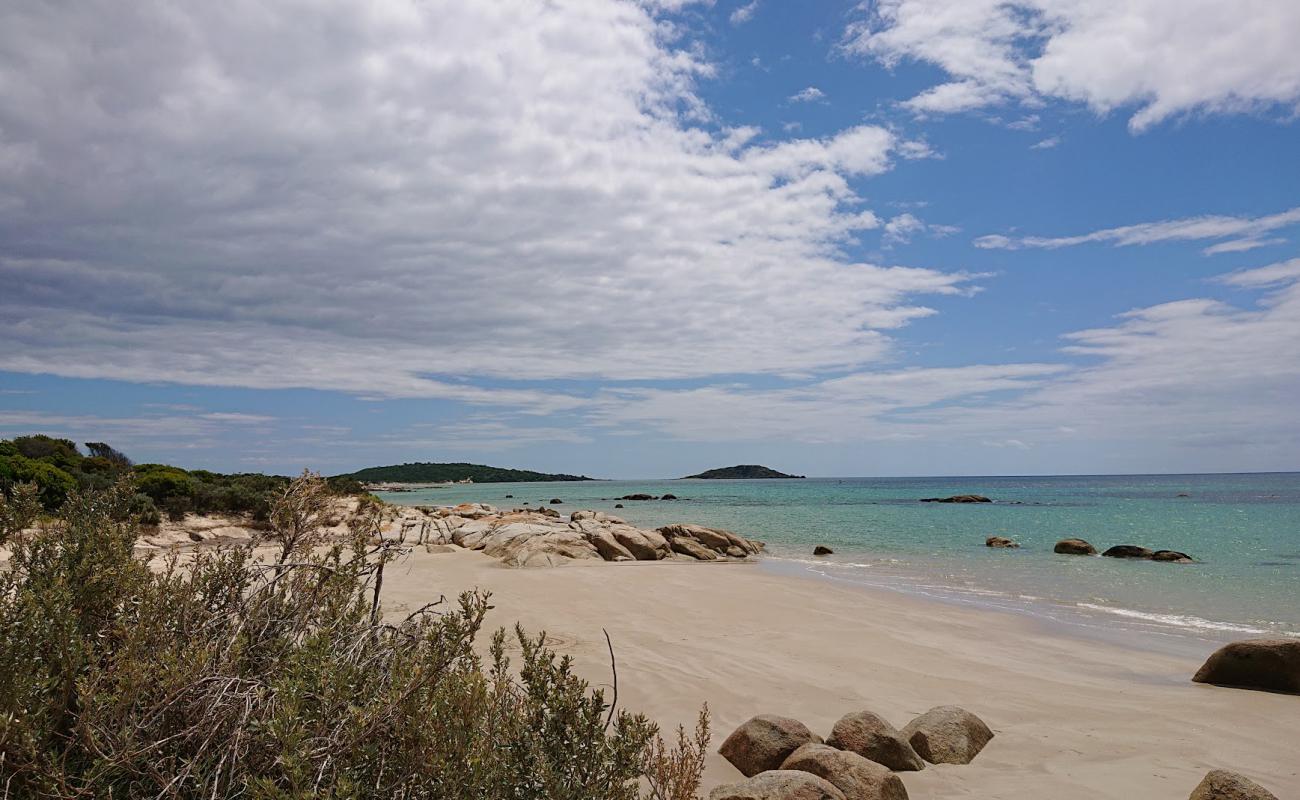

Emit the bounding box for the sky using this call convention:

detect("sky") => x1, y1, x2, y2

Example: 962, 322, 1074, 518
1, 0, 1299, 478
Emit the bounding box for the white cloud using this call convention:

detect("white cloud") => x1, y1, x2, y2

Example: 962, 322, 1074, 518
1030, 136, 1060, 149
0, 0, 971, 400
975, 205, 1300, 252
882, 213, 957, 246
789, 86, 826, 103
845, 0, 1300, 130
730, 1, 759, 25
1202, 237, 1286, 256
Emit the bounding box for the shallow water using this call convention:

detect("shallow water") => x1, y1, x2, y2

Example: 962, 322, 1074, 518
380, 473, 1300, 648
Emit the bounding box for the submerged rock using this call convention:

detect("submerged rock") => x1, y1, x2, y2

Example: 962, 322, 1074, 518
826, 710, 924, 772
1192, 639, 1300, 694
661, 493, 679, 500
920, 494, 991, 503
709, 770, 845, 800
1054, 538, 1097, 555
1189, 769, 1279, 800
780, 743, 908, 800
1103, 544, 1155, 559
813, 545, 834, 556
719, 715, 822, 778
900, 706, 993, 765
985, 536, 1019, 548
1152, 549, 1195, 563
619, 493, 657, 501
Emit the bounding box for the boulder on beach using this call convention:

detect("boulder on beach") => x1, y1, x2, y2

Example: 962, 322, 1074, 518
826, 710, 924, 772
920, 495, 991, 503
1103, 544, 1155, 559
780, 743, 908, 800
671, 536, 718, 560
719, 715, 822, 778
1192, 639, 1300, 694
900, 705, 993, 765
1188, 769, 1279, 800
585, 529, 636, 562
709, 770, 845, 800
1054, 538, 1097, 555
1153, 549, 1196, 563
611, 526, 670, 561
985, 536, 1019, 548
813, 545, 834, 556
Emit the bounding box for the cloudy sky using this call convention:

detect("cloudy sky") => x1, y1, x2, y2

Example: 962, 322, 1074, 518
2, 0, 1299, 477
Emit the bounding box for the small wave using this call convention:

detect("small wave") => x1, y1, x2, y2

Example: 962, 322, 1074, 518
1075, 603, 1299, 637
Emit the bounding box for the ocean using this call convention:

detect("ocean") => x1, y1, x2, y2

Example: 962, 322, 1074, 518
379, 473, 1300, 652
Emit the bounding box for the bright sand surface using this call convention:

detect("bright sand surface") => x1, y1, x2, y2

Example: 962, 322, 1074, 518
382, 547, 1298, 800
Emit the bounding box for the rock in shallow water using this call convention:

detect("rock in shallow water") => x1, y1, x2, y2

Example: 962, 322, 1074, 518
1054, 538, 1097, 555
900, 705, 993, 765
985, 536, 1018, 548
709, 770, 845, 800
826, 710, 924, 772
1192, 639, 1300, 694
813, 545, 834, 556
1189, 769, 1279, 800
919, 494, 991, 503
1103, 544, 1155, 559
719, 715, 822, 778
1152, 549, 1195, 563
780, 743, 908, 800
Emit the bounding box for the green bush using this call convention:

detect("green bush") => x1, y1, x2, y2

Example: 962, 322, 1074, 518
0, 454, 78, 510
0, 477, 708, 799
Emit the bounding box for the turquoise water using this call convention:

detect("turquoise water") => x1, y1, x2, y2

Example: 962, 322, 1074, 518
380, 474, 1300, 648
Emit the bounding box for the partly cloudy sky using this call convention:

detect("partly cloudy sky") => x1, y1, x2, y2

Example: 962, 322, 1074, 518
2, 0, 1298, 477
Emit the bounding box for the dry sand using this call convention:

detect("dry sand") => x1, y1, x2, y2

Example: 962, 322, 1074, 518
382, 547, 1299, 800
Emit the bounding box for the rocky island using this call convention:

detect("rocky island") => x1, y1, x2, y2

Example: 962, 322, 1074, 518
682, 464, 805, 479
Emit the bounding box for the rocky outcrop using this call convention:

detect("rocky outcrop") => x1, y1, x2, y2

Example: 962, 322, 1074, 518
709, 770, 845, 800
900, 706, 993, 765
920, 495, 991, 503
813, 545, 834, 556
719, 716, 822, 778
1188, 769, 1279, 800
780, 743, 908, 800
1103, 545, 1155, 559
1192, 639, 1300, 694
1054, 538, 1097, 555
985, 536, 1019, 548
659, 523, 762, 557
619, 493, 657, 501
826, 711, 924, 771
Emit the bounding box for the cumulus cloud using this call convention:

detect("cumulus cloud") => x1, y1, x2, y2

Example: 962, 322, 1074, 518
788, 86, 826, 103
0, 0, 967, 402
975, 206, 1300, 252
730, 1, 759, 25
845, 0, 1300, 130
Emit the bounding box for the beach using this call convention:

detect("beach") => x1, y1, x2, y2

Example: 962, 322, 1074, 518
382, 546, 1299, 799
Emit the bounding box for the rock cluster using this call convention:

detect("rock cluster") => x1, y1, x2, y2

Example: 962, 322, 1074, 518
416, 503, 763, 568
715, 705, 992, 799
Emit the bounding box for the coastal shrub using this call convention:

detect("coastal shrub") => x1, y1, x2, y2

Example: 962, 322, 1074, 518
0, 475, 709, 799
0, 454, 78, 510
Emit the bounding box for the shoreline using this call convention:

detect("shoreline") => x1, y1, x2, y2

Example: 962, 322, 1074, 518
385, 546, 1298, 798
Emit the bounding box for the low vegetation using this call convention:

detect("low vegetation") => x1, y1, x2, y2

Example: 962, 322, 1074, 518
0, 435, 365, 521
0, 474, 708, 799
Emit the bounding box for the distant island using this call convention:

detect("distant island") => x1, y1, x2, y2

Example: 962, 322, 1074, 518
681, 464, 805, 480
337, 462, 593, 484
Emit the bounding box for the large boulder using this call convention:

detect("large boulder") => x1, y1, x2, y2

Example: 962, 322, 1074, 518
719, 716, 822, 778
671, 536, 718, 560
1103, 544, 1154, 559
611, 526, 670, 560
899, 706, 993, 765
1153, 549, 1195, 563
985, 536, 1019, 548
1054, 538, 1097, 555
1192, 639, 1300, 694
825, 711, 924, 772
497, 531, 601, 568
709, 770, 845, 800
813, 545, 834, 556
659, 523, 732, 552
584, 529, 636, 562
780, 743, 908, 800
1189, 769, 1279, 800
